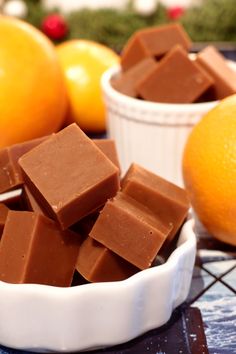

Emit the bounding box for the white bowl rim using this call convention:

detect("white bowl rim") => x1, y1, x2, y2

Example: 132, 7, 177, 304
0, 218, 196, 295
101, 65, 219, 114
0, 218, 196, 352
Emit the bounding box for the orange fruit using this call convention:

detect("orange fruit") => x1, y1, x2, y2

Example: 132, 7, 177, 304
0, 16, 67, 148
182, 94, 236, 246
56, 39, 119, 133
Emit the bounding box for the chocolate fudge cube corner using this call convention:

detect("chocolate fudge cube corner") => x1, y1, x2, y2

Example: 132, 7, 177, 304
18, 123, 120, 229
0, 211, 81, 287
136, 45, 214, 103
90, 191, 172, 270
121, 23, 192, 71
121, 163, 190, 243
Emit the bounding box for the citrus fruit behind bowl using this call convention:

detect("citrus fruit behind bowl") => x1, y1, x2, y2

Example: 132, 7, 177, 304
0, 16, 67, 148
56, 40, 120, 133
182, 94, 236, 246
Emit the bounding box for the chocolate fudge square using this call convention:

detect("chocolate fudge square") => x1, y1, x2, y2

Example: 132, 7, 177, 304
19, 123, 120, 229
112, 57, 157, 98
76, 237, 138, 282
196, 45, 236, 99
121, 163, 190, 243
0, 135, 49, 194
90, 191, 172, 270
0, 211, 81, 287
121, 23, 192, 71
136, 45, 214, 103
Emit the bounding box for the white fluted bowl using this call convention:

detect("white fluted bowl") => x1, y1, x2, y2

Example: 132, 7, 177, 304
0, 219, 196, 352
101, 65, 221, 186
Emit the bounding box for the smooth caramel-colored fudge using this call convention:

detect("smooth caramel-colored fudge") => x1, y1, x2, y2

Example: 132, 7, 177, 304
23, 185, 45, 215
0, 203, 9, 238
93, 139, 121, 171
90, 192, 172, 270
0, 211, 81, 286
112, 57, 157, 97
121, 163, 190, 243
0, 136, 49, 194
121, 23, 192, 71
19, 124, 120, 229
196, 45, 236, 99
136, 46, 214, 103
76, 237, 138, 282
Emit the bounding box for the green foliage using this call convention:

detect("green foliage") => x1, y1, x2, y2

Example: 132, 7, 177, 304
67, 6, 168, 52
24, 0, 236, 49
25, 0, 50, 28
181, 0, 236, 42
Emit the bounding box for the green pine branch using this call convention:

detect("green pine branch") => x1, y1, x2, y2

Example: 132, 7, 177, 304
23, 0, 236, 50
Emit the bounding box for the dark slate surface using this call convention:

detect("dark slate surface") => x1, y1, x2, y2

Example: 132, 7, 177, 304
0, 307, 209, 354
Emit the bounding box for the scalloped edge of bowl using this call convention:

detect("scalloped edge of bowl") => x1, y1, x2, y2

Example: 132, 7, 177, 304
0, 218, 196, 352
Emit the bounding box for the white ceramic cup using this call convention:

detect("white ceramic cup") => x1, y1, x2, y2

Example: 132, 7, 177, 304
101, 65, 219, 186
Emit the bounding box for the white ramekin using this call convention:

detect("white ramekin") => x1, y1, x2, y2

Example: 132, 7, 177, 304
101, 65, 219, 186
0, 219, 196, 352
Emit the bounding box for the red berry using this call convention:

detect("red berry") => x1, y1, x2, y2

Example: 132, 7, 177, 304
41, 14, 68, 40
167, 6, 185, 20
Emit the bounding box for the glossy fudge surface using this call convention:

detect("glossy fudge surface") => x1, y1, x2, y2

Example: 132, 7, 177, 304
76, 237, 138, 282
112, 57, 157, 97
19, 124, 120, 229
0, 136, 48, 194
136, 46, 214, 103
121, 34, 150, 72
0, 211, 81, 286
23, 185, 45, 215
90, 192, 172, 270
93, 139, 121, 171
121, 23, 192, 71
121, 163, 190, 242
196, 45, 236, 99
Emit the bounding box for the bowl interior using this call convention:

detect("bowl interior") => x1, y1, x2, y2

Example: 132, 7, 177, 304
0, 219, 196, 352
101, 65, 219, 114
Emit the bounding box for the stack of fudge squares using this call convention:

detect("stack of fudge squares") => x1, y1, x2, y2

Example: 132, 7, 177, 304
0, 124, 190, 286
112, 23, 236, 103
